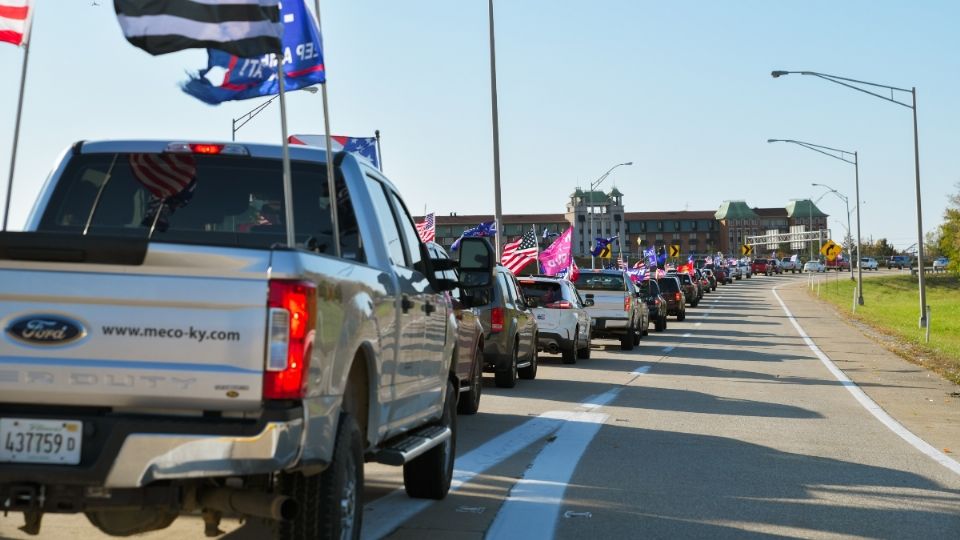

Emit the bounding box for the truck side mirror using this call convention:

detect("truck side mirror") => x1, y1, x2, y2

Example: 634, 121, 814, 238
458, 237, 495, 289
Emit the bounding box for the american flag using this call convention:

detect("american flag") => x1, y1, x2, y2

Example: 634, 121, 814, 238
500, 229, 538, 274
129, 154, 197, 199
617, 256, 627, 270
416, 212, 435, 243
0, 0, 31, 46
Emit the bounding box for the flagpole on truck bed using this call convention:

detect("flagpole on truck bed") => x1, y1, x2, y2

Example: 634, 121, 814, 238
313, 0, 340, 258
3, 37, 30, 232
276, 52, 296, 248
375, 129, 383, 171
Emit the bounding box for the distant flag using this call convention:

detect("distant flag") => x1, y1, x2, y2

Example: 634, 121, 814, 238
656, 246, 667, 267
501, 229, 539, 274
617, 255, 627, 270
539, 227, 573, 277
632, 259, 645, 269
591, 236, 617, 258
705, 256, 714, 265
790, 254, 798, 262
542, 228, 560, 240
114, 0, 283, 57
644, 246, 657, 267
290, 134, 380, 169
451, 220, 496, 251
0, 0, 32, 46
182, 0, 325, 105
416, 212, 435, 243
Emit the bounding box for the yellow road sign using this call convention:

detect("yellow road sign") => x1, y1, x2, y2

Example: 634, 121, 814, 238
741, 244, 753, 256
820, 240, 842, 261
669, 245, 680, 257
599, 245, 612, 258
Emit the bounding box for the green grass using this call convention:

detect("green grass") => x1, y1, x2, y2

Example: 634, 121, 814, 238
810, 272, 960, 384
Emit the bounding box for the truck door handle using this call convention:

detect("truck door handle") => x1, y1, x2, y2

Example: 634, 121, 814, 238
424, 301, 436, 315
401, 296, 414, 314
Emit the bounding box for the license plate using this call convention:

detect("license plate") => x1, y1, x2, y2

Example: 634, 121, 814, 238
0, 418, 82, 465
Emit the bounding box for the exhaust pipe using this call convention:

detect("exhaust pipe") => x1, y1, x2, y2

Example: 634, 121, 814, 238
198, 488, 298, 522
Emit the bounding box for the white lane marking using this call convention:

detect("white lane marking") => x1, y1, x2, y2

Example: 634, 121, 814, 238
682, 332, 692, 338
695, 322, 702, 327
485, 412, 609, 540
362, 366, 653, 538
771, 285, 960, 477
662, 346, 675, 353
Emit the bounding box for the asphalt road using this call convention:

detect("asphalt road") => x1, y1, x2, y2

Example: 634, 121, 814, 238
3, 272, 959, 539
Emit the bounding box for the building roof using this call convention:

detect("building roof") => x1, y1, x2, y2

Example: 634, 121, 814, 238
570, 189, 611, 204
785, 199, 827, 218
714, 201, 759, 220
609, 187, 624, 197
624, 210, 716, 221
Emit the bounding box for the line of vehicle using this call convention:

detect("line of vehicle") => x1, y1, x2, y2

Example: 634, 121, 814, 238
771, 284, 960, 476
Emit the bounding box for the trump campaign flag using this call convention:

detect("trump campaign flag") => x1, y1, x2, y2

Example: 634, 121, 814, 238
290, 134, 379, 169
539, 227, 573, 277
451, 221, 496, 251
416, 212, 435, 243
115, 0, 282, 57
0, 0, 31, 46
182, 0, 324, 104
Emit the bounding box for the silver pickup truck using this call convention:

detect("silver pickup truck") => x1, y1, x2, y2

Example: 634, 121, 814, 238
0, 140, 494, 539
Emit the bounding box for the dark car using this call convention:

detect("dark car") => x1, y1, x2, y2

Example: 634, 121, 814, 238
656, 275, 687, 321
640, 278, 668, 331
427, 243, 486, 414
701, 268, 718, 291
670, 272, 699, 307
886, 255, 912, 269
477, 265, 539, 388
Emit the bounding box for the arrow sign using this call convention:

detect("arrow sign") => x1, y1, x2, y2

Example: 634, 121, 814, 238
820, 240, 842, 261
669, 245, 680, 257
741, 245, 753, 256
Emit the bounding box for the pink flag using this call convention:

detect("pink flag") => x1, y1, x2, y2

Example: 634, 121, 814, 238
538, 227, 573, 276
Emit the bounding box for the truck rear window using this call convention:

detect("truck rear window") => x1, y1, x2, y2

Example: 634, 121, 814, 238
574, 273, 624, 291
37, 152, 364, 259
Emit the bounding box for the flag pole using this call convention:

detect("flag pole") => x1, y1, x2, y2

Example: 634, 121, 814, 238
375, 129, 383, 171
276, 53, 296, 248
313, 0, 340, 258
3, 37, 30, 231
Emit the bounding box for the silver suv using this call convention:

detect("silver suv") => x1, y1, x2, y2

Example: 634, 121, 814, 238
518, 276, 593, 364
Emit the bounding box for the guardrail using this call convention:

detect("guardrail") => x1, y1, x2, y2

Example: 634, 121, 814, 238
910, 266, 948, 276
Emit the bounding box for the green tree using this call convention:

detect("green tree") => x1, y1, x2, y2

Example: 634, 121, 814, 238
934, 182, 960, 272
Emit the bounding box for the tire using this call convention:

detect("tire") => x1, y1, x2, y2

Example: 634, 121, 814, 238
494, 343, 518, 388
404, 380, 456, 499
577, 340, 591, 359
562, 332, 577, 364
661, 316, 668, 331
620, 324, 634, 351
677, 309, 686, 322
457, 347, 483, 415
275, 413, 363, 540
691, 300, 699, 308
519, 335, 538, 380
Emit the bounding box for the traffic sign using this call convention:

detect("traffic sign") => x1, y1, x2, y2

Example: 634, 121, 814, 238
741, 244, 753, 256
669, 245, 680, 257
599, 245, 612, 259
820, 240, 842, 261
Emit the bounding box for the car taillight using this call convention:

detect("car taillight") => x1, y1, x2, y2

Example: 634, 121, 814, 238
265, 280, 317, 400
675, 292, 681, 301
491, 307, 504, 333
164, 142, 249, 155
544, 300, 572, 309
624, 296, 631, 312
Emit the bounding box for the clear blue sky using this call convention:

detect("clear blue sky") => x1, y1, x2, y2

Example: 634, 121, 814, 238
2, 1, 958, 251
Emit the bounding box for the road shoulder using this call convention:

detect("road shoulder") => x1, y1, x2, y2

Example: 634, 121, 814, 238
775, 280, 960, 466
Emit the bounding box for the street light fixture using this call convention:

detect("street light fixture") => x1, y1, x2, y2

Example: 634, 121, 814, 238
812, 182, 855, 282
231, 86, 319, 141
588, 161, 633, 269
771, 69, 925, 326
767, 138, 863, 305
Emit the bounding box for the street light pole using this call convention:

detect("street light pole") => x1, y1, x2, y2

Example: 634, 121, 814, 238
488, 0, 504, 257
587, 161, 632, 269
768, 138, 863, 305
772, 70, 924, 326
230, 86, 318, 141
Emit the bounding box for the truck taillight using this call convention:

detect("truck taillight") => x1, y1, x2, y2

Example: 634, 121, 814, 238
265, 280, 317, 400
544, 300, 572, 309
675, 292, 682, 301
491, 307, 504, 333
624, 295, 631, 312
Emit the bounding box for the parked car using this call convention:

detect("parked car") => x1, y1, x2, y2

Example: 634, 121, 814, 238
803, 259, 826, 272
640, 278, 669, 331
933, 257, 949, 271
886, 255, 912, 269
478, 265, 539, 387
858, 257, 879, 270
669, 272, 700, 307
729, 264, 742, 280
518, 276, 593, 363
656, 275, 687, 321
712, 266, 731, 285
574, 269, 648, 350
780, 257, 800, 273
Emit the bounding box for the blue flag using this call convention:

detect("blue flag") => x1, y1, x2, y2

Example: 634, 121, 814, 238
590, 236, 617, 257
644, 246, 657, 267
182, 0, 325, 104
656, 246, 667, 267
451, 221, 496, 251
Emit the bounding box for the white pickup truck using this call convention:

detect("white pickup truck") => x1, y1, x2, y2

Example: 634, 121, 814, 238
0, 140, 495, 539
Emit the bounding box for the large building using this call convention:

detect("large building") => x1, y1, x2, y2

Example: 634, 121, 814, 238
425, 190, 828, 262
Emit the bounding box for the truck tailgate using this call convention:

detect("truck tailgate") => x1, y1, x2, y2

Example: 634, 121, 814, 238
584, 290, 628, 319
0, 245, 270, 412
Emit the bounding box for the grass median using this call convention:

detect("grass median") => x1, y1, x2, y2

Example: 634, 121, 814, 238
808, 272, 960, 385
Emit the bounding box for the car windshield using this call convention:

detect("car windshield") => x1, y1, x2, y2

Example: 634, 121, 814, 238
518, 281, 564, 304
574, 273, 624, 291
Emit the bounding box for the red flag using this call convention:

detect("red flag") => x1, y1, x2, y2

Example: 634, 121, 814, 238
0, 1, 31, 46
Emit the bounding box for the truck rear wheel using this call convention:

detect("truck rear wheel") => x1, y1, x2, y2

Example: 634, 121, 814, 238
519, 335, 538, 380
457, 347, 483, 415
620, 325, 634, 351
562, 334, 577, 364
494, 344, 519, 388
275, 412, 363, 540
404, 380, 456, 499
